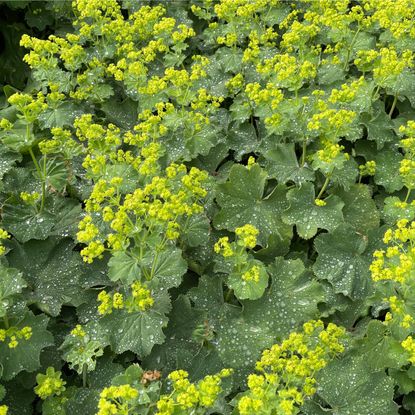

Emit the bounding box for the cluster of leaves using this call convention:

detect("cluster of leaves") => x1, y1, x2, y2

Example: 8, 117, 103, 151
1, 0, 415, 413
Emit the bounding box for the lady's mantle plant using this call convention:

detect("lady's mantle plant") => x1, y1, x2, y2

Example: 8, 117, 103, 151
0, 0, 415, 413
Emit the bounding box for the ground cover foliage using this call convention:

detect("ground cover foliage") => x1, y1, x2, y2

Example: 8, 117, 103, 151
1, 0, 415, 413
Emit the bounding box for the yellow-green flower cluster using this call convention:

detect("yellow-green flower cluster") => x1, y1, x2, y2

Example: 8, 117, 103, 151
70, 324, 86, 338
235, 224, 259, 249
307, 106, 356, 136
312, 140, 350, 175
39, 127, 82, 159
402, 335, 415, 364
97, 385, 138, 415
156, 368, 232, 414
238, 320, 346, 415
226, 73, 244, 93
242, 265, 260, 282
359, 160, 376, 177
328, 76, 366, 104
0, 228, 10, 256
214, 237, 234, 257
365, 0, 415, 39
314, 199, 327, 207
214, 224, 259, 258
371, 48, 413, 87
129, 281, 154, 312
0, 405, 7, 415
0, 326, 32, 349
97, 282, 154, 315
383, 295, 414, 329
78, 162, 208, 263
34, 367, 66, 400
257, 53, 317, 91
399, 121, 415, 191
371, 219, 415, 284
7, 92, 48, 123
370, 219, 415, 329
245, 82, 284, 110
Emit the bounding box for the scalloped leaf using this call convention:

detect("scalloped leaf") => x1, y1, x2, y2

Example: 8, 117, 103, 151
7, 237, 86, 316
99, 291, 171, 357
282, 182, 344, 239
313, 225, 373, 300
0, 264, 26, 318
0, 312, 54, 380
261, 143, 314, 185
214, 163, 292, 246
334, 184, 380, 234
216, 258, 325, 370
227, 262, 268, 300
316, 355, 399, 415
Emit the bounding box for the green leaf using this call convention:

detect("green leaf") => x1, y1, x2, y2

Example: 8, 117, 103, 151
334, 184, 380, 234
244, 258, 325, 337
316, 355, 399, 415
101, 98, 138, 130
2, 379, 35, 415
0, 264, 26, 318
214, 164, 292, 246
227, 122, 259, 161
361, 105, 395, 149
0, 312, 54, 380
37, 101, 83, 129
317, 63, 345, 85
355, 320, 408, 370
0, 120, 38, 152
108, 251, 141, 285
313, 225, 373, 300
2, 196, 82, 243
0, 146, 21, 180
374, 144, 404, 193
383, 196, 415, 224
7, 237, 85, 316
261, 143, 315, 185
227, 261, 268, 300
142, 246, 187, 289
144, 295, 223, 380
355, 140, 403, 193
180, 214, 210, 248
99, 291, 171, 357
216, 258, 324, 370
63, 388, 99, 415
282, 182, 344, 239
329, 157, 359, 190
2, 197, 56, 243
43, 157, 70, 191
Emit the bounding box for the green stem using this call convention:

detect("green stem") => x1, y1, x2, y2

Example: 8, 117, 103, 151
316, 175, 331, 199
4, 315, 9, 329
82, 363, 87, 388
388, 94, 398, 118
28, 147, 46, 212
301, 139, 307, 166
225, 288, 234, 302
343, 28, 361, 70
405, 187, 412, 203
372, 85, 381, 101
41, 154, 47, 211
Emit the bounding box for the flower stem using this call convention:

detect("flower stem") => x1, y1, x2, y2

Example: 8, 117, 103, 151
405, 187, 412, 203
301, 139, 307, 166
82, 363, 87, 388
317, 176, 331, 199
28, 147, 46, 212
388, 94, 398, 118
